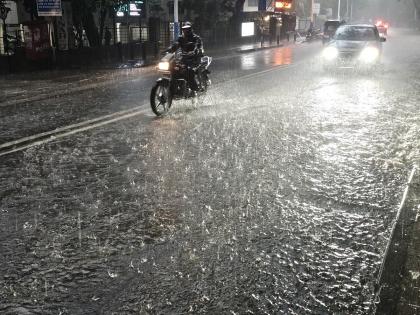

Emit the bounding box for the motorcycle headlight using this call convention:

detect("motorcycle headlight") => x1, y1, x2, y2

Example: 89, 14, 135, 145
359, 47, 379, 63
158, 62, 170, 71
322, 47, 339, 61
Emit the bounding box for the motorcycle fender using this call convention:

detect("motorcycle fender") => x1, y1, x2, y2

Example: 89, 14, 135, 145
156, 78, 170, 85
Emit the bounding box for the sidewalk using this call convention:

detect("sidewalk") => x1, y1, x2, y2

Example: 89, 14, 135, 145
0, 67, 154, 107
376, 167, 420, 314
226, 40, 286, 53
0, 40, 288, 107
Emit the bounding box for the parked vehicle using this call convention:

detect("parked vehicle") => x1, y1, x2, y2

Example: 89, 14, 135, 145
150, 51, 212, 116
322, 20, 345, 45
306, 28, 323, 42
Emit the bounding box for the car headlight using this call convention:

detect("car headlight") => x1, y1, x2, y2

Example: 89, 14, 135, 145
158, 62, 170, 71
359, 47, 379, 63
322, 47, 339, 61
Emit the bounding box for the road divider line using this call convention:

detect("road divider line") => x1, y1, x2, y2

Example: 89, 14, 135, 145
0, 75, 152, 108
0, 107, 148, 157
234, 63, 300, 82
1, 60, 305, 156
0, 107, 142, 150
211, 62, 301, 88
1, 47, 303, 108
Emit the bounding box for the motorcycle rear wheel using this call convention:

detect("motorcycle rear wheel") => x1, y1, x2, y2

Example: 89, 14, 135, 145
150, 82, 172, 116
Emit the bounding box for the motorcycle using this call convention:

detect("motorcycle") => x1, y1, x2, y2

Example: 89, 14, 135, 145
305, 29, 323, 42
150, 50, 212, 116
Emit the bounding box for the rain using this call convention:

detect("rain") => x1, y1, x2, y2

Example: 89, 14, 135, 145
1, 0, 420, 314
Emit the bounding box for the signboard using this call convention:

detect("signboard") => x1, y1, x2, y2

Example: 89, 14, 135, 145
36, 0, 62, 17
313, 3, 320, 15
24, 22, 51, 60
243, 0, 258, 12
241, 22, 255, 37
116, 1, 144, 17
274, 0, 292, 13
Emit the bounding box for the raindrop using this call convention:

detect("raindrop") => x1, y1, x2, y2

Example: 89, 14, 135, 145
78, 212, 82, 248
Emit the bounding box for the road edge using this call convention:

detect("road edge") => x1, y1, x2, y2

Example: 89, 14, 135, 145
374, 165, 420, 314
234, 42, 284, 53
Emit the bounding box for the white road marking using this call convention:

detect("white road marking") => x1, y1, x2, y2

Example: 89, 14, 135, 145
0, 107, 143, 150
0, 61, 303, 156
0, 107, 149, 157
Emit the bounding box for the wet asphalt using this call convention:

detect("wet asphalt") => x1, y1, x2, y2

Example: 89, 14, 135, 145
1, 30, 420, 314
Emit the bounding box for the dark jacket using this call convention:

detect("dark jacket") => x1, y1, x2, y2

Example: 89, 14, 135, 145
169, 33, 203, 57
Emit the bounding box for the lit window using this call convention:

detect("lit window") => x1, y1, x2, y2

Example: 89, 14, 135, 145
242, 22, 255, 37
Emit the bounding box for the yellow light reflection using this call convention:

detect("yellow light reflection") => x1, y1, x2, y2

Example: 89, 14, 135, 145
274, 46, 293, 66
314, 77, 381, 164
263, 46, 293, 66
314, 78, 379, 114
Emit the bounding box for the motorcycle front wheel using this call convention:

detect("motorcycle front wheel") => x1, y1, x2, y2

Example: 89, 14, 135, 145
201, 72, 211, 92
150, 82, 172, 117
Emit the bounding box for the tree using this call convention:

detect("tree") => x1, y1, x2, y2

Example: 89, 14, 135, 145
180, 0, 236, 28
22, 0, 39, 20
71, 0, 126, 47
17, 0, 115, 46
71, 0, 99, 47
177, 0, 238, 41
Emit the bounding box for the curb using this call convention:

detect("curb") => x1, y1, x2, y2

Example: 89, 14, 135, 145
0, 62, 157, 108
374, 166, 419, 314
234, 43, 284, 53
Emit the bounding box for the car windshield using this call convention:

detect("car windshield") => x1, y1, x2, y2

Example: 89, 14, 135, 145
334, 26, 377, 41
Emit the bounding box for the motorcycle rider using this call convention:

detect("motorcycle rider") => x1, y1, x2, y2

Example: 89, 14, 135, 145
307, 21, 314, 38
166, 22, 203, 92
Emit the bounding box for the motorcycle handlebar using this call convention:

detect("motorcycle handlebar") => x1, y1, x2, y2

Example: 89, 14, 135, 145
180, 52, 196, 57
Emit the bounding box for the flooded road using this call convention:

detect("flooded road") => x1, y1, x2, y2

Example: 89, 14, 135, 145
1, 30, 420, 314
0, 43, 315, 145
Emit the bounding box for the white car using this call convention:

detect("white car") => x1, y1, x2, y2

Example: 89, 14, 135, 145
322, 24, 386, 70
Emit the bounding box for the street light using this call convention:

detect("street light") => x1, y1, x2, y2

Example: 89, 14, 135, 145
337, 0, 341, 20
174, 0, 179, 40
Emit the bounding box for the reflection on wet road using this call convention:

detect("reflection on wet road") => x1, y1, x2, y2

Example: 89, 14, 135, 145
271, 46, 293, 66
1, 31, 420, 314
0, 43, 314, 145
